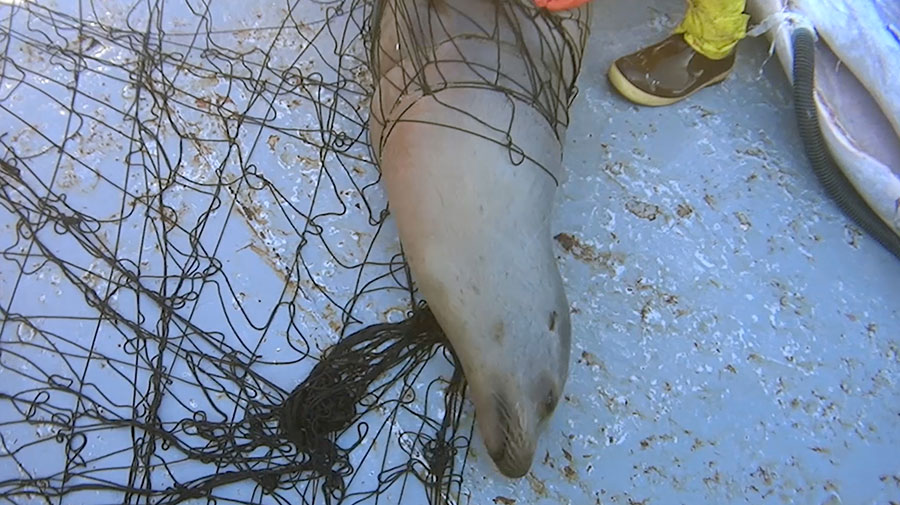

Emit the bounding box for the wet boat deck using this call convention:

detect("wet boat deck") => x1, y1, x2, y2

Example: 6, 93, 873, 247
0, 0, 897, 503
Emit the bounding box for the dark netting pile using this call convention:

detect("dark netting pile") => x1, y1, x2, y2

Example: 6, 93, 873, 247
0, 0, 588, 503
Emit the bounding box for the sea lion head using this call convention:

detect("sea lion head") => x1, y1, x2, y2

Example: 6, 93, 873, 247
450, 284, 572, 478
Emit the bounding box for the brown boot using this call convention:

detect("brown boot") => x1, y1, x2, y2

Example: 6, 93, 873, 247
608, 34, 736, 107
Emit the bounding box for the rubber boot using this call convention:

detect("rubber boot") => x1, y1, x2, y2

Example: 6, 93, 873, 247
608, 0, 748, 107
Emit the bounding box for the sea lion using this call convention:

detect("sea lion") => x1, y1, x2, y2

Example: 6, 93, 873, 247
369, 0, 590, 478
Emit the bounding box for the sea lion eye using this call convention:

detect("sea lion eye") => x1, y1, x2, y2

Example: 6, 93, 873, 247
541, 390, 556, 418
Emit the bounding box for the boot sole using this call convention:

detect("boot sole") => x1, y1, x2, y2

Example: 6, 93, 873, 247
607, 62, 731, 107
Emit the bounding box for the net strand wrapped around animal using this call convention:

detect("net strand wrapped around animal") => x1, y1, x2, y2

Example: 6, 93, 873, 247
0, 0, 589, 502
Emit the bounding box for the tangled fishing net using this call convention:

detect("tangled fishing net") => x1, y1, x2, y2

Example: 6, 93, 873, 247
0, 0, 587, 503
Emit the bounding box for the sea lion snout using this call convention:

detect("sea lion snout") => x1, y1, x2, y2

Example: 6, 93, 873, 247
487, 435, 534, 478
476, 346, 567, 478
487, 395, 539, 478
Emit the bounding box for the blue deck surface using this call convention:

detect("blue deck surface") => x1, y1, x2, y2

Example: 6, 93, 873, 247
507, 1, 900, 503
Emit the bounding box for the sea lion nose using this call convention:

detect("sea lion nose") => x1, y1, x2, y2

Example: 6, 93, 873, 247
495, 453, 532, 479
486, 438, 506, 464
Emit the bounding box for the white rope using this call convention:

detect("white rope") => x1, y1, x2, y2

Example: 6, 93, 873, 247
745, 8, 817, 77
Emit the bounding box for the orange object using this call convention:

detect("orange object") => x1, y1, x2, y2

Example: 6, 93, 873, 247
533, 0, 592, 11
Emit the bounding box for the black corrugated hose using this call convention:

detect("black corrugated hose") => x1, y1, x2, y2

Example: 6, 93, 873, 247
791, 26, 900, 261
